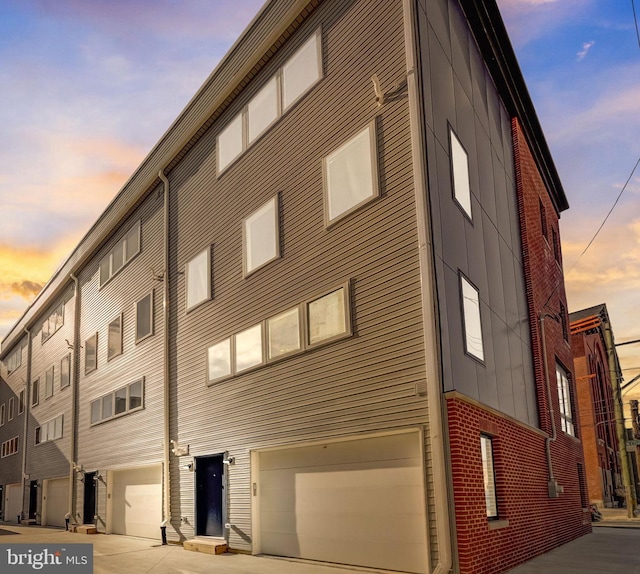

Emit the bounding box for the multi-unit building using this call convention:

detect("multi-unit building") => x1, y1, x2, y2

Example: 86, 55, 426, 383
0, 1, 590, 573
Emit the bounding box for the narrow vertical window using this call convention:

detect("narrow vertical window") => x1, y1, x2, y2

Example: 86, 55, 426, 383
108, 314, 123, 359
0, 404, 5, 426
136, 292, 154, 341
60, 354, 71, 389
244, 196, 279, 275
186, 248, 211, 311
556, 363, 575, 436
217, 114, 244, 173
85, 333, 98, 374
18, 390, 25, 414
450, 127, 472, 219
8, 398, 14, 421
32, 379, 40, 407
235, 324, 264, 372
248, 76, 279, 144
207, 339, 232, 383
481, 434, 498, 520
460, 274, 484, 361
559, 302, 568, 342
282, 29, 322, 110
45, 366, 55, 399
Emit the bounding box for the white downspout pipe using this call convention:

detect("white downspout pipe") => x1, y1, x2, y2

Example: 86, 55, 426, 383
403, 0, 452, 572
158, 169, 171, 542
67, 274, 80, 527
20, 328, 32, 523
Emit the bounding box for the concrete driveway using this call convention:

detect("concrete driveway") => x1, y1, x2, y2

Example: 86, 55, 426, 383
0, 524, 370, 574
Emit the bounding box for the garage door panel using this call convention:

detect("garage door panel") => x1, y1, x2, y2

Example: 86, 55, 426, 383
44, 478, 69, 527
5, 483, 22, 523
111, 466, 161, 539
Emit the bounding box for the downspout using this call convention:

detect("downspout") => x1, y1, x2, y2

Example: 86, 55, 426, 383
20, 328, 32, 522
67, 274, 80, 528
403, 1, 452, 572
539, 312, 560, 496
158, 169, 171, 543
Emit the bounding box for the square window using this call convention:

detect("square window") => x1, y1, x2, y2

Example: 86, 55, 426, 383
207, 339, 231, 382
450, 128, 472, 219
324, 122, 378, 224
186, 248, 211, 311
481, 434, 498, 520
248, 76, 279, 144
235, 324, 263, 372
244, 196, 279, 275
108, 314, 123, 360
45, 365, 54, 399
129, 380, 143, 410
115, 387, 127, 415
307, 286, 350, 346
8, 398, 14, 421
460, 274, 484, 361
268, 307, 301, 360
32, 379, 40, 407
85, 333, 98, 374
90, 399, 101, 425
60, 354, 71, 389
282, 29, 322, 110
136, 291, 154, 341
217, 113, 244, 173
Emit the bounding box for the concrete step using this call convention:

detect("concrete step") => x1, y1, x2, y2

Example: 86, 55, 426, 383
74, 525, 98, 534
183, 538, 227, 555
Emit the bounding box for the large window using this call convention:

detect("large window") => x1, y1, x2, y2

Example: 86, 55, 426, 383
60, 354, 71, 389
136, 292, 154, 341
186, 248, 211, 311
244, 196, 279, 275
267, 307, 301, 360
90, 379, 144, 426
217, 28, 322, 175
460, 274, 484, 362
35, 415, 63, 445
481, 434, 498, 520
307, 286, 351, 346
42, 302, 64, 344
235, 324, 264, 372
449, 127, 472, 219
324, 122, 379, 225
99, 220, 141, 286
45, 365, 55, 399
556, 363, 575, 436
6, 345, 22, 373
85, 333, 98, 375
108, 314, 123, 360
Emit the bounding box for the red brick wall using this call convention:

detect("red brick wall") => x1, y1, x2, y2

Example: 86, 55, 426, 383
446, 118, 591, 574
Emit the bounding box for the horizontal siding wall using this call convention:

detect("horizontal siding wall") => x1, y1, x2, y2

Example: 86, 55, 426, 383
167, 0, 431, 552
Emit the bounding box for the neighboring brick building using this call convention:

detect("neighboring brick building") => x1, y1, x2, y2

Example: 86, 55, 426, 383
570, 304, 624, 508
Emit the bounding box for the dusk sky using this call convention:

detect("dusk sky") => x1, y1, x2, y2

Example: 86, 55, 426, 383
1, 1, 639, 393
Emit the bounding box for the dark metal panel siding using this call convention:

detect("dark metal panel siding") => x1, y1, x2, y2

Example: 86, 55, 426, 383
0, 348, 27, 487
419, 0, 537, 426
75, 189, 165, 480
168, 0, 429, 551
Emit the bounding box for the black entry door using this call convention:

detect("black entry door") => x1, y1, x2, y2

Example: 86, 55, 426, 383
28, 481, 38, 520
195, 455, 224, 536
83, 472, 96, 524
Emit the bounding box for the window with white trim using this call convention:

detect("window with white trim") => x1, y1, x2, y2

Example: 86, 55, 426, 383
90, 379, 144, 426
99, 220, 141, 286
6, 346, 22, 373
31, 379, 39, 407
8, 397, 14, 421
556, 363, 575, 436
481, 434, 498, 520
35, 414, 63, 445
207, 338, 232, 383
186, 248, 211, 311
282, 29, 322, 110
267, 307, 301, 360
460, 274, 484, 362
45, 365, 54, 399
18, 390, 25, 414
0, 403, 4, 426
307, 286, 351, 346
85, 333, 98, 375
60, 354, 71, 389
217, 114, 244, 173
235, 324, 263, 373
1, 436, 19, 458
323, 122, 379, 225
42, 302, 64, 344
136, 292, 154, 341
449, 127, 472, 219
247, 76, 279, 144
244, 196, 279, 275
108, 314, 123, 360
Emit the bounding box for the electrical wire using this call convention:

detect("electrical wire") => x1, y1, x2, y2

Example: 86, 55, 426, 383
633, 0, 640, 50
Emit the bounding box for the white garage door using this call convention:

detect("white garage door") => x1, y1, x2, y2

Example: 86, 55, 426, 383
43, 477, 69, 527
110, 466, 161, 539
4, 483, 22, 523
257, 432, 428, 573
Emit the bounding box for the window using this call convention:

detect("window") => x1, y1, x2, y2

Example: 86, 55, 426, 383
324, 122, 379, 224
460, 274, 484, 362
0, 404, 4, 426
31, 379, 39, 407
449, 127, 472, 219
136, 292, 154, 341
552, 228, 561, 262
539, 199, 548, 239
1, 436, 19, 458
90, 379, 144, 426
60, 354, 71, 389
6, 346, 22, 373
307, 285, 351, 346
35, 415, 63, 445
235, 324, 264, 372
244, 196, 279, 275
282, 29, 322, 110
481, 434, 498, 520
45, 365, 55, 399
8, 398, 14, 421
556, 363, 575, 436
248, 76, 279, 144
207, 338, 232, 383
108, 314, 123, 360
267, 307, 301, 360
217, 29, 323, 175
186, 248, 211, 311
85, 333, 98, 375
18, 390, 25, 414
42, 302, 64, 344
99, 220, 141, 286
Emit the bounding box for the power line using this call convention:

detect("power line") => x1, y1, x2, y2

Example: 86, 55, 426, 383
633, 0, 640, 50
